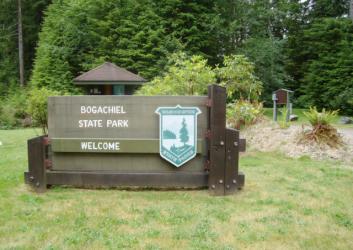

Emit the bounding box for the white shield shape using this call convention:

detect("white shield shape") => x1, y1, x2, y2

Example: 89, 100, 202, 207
155, 105, 201, 167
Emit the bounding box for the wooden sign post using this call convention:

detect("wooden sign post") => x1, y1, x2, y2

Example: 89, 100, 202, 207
25, 85, 245, 196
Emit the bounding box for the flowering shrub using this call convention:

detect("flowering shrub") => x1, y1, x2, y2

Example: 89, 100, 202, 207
226, 100, 263, 129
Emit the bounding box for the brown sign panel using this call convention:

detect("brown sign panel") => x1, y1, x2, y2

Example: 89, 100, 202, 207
275, 89, 288, 104
48, 96, 208, 172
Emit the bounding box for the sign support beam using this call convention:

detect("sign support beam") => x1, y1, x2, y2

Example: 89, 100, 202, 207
207, 85, 227, 195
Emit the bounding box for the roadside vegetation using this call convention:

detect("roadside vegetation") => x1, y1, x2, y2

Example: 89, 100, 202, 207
0, 129, 352, 249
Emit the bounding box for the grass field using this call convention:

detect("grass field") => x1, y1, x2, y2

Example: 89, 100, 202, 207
0, 129, 352, 249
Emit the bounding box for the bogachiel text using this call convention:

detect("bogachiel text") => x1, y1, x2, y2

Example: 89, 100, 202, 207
78, 105, 129, 128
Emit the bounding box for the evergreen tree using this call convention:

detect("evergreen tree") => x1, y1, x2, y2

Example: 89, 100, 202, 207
299, 18, 353, 114
284, 0, 350, 95
179, 118, 189, 146
0, 0, 18, 95
309, 0, 349, 18
30, 0, 219, 92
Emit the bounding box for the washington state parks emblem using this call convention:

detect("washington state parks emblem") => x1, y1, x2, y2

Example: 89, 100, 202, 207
155, 105, 201, 167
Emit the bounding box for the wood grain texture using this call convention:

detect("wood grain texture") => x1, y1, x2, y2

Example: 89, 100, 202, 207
207, 85, 227, 195
48, 95, 207, 172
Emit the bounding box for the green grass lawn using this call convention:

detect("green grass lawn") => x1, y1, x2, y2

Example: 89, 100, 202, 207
0, 129, 352, 249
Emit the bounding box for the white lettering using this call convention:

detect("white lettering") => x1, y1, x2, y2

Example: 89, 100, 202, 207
77, 120, 103, 128
106, 120, 129, 128
81, 142, 88, 149
81, 141, 120, 151
80, 106, 126, 114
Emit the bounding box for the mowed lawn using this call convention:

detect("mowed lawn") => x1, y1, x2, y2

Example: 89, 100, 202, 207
0, 129, 352, 249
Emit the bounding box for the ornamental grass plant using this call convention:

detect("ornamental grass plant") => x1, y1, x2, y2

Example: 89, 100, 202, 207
300, 107, 343, 148
278, 106, 290, 129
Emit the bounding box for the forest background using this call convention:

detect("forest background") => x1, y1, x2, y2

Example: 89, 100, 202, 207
0, 0, 352, 121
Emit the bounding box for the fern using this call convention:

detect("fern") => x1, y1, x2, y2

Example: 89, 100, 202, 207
300, 107, 342, 148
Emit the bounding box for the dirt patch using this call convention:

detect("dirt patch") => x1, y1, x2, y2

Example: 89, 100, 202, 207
241, 120, 353, 165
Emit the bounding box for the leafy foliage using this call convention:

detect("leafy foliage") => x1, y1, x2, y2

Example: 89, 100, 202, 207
217, 55, 263, 102
239, 38, 288, 103
27, 87, 60, 134
136, 52, 216, 96
300, 107, 342, 147
226, 100, 263, 129
0, 87, 29, 129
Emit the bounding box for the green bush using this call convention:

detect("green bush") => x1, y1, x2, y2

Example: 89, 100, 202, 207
0, 87, 29, 129
226, 100, 263, 129
27, 87, 60, 134
136, 52, 216, 96
217, 55, 263, 102
0, 101, 18, 129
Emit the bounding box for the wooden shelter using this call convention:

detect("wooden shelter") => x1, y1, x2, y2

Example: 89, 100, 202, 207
74, 62, 146, 95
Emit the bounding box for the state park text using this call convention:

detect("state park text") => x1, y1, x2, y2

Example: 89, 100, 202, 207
78, 105, 128, 128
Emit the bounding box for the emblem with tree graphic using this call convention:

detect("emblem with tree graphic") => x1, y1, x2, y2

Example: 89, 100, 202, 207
156, 105, 201, 167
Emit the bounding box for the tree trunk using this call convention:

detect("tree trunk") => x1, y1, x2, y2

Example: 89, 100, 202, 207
350, 0, 353, 21
18, 0, 25, 86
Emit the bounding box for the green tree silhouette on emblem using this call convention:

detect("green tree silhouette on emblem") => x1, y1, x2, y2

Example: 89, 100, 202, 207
179, 118, 189, 146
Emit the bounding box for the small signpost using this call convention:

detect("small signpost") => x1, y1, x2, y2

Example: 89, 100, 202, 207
272, 88, 294, 122
24, 85, 245, 196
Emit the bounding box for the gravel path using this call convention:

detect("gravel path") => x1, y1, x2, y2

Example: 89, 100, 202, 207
338, 128, 353, 143
242, 121, 353, 165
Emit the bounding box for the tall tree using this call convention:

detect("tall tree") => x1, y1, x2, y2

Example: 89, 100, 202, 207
298, 18, 353, 114
0, 0, 18, 95
308, 0, 349, 18
0, 0, 50, 95
18, 0, 24, 86
284, 0, 351, 98
31, 0, 219, 92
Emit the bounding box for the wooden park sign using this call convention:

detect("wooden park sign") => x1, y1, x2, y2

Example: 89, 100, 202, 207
24, 85, 245, 196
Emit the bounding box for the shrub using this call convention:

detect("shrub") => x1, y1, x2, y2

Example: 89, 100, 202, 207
0, 101, 18, 129
217, 55, 263, 102
136, 52, 216, 96
226, 100, 263, 129
0, 87, 29, 129
300, 107, 342, 147
27, 87, 60, 135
